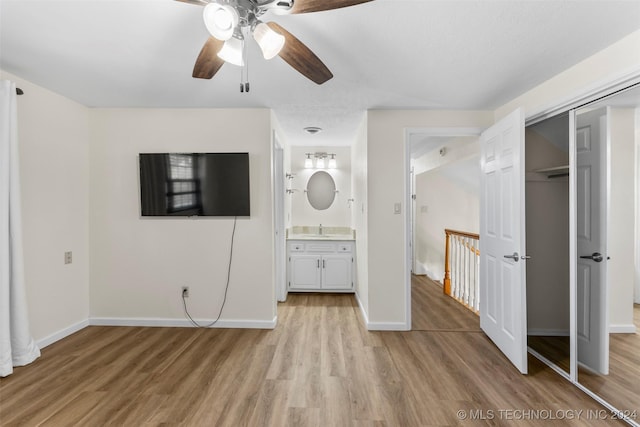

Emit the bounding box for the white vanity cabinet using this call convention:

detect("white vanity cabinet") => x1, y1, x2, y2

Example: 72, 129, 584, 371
288, 240, 354, 292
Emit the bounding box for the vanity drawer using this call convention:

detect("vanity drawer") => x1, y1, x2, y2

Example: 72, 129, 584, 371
337, 244, 352, 253
289, 243, 306, 252
306, 243, 336, 253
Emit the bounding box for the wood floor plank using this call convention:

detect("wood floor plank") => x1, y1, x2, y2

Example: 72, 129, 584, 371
0, 282, 624, 426
411, 274, 481, 331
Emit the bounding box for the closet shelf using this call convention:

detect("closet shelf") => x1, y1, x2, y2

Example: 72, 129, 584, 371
533, 165, 569, 178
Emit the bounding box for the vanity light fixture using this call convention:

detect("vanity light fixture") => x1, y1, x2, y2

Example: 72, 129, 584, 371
304, 152, 336, 169
328, 154, 337, 169
304, 153, 314, 169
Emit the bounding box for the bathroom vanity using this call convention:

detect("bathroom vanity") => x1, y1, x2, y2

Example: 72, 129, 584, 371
287, 227, 355, 292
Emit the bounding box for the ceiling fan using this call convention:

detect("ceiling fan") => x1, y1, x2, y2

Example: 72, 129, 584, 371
177, 0, 374, 87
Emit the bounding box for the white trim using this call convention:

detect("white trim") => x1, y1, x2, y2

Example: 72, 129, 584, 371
414, 262, 428, 276
530, 348, 639, 427
526, 65, 640, 126
354, 291, 369, 326
569, 110, 578, 382
354, 292, 409, 331
367, 322, 410, 331
89, 317, 277, 329
528, 329, 570, 337
573, 382, 640, 427
36, 319, 90, 349
405, 127, 485, 137
609, 324, 637, 334
528, 347, 571, 381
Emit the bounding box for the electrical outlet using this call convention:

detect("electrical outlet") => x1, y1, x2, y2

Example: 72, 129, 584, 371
181, 286, 189, 298
64, 251, 72, 264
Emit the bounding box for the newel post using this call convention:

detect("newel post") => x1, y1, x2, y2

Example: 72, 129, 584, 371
443, 229, 451, 295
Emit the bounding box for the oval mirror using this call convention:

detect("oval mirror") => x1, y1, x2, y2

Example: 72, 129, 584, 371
306, 171, 336, 210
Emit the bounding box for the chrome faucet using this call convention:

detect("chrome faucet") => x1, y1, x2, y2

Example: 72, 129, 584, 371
319, 224, 323, 235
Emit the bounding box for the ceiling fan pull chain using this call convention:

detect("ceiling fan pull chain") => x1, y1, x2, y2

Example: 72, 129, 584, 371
244, 27, 250, 93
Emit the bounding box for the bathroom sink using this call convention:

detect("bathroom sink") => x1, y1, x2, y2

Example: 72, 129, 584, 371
290, 233, 353, 240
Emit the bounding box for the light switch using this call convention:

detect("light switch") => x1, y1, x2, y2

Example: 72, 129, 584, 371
394, 203, 401, 214
64, 251, 72, 264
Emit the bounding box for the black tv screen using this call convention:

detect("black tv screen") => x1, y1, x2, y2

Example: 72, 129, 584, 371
139, 152, 250, 217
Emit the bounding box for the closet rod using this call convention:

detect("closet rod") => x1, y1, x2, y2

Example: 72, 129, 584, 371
16, 88, 24, 95
548, 172, 569, 179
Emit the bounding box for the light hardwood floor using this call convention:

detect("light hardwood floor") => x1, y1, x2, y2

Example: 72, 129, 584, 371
0, 283, 621, 426
578, 304, 640, 416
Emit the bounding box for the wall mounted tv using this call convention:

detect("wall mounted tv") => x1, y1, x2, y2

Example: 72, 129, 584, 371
139, 152, 250, 217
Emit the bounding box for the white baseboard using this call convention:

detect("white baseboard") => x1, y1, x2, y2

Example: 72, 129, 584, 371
609, 324, 637, 334
367, 321, 410, 331
414, 262, 427, 275
354, 291, 369, 325
36, 319, 90, 349
89, 316, 277, 329
528, 328, 570, 337
354, 292, 408, 331
426, 270, 443, 284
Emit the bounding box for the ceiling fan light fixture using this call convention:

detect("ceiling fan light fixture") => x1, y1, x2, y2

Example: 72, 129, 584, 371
253, 22, 285, 60
218, 36, 244, 66
203, 3, 239, 41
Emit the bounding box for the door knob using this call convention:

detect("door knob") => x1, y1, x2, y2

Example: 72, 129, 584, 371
580, 252, 604, 262
504, 252, 520, 262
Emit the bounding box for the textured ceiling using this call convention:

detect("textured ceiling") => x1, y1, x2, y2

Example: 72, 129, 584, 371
1, 0, 640, 146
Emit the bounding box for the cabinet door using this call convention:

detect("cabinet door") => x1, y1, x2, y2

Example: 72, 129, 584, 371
321, 255, 352, 290
290, 255, 321, 289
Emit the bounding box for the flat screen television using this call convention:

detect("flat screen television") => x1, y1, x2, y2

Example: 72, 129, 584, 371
139, 152, 250, 217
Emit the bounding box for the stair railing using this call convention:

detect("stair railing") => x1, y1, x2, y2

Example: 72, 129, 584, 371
443, 229, 480, 313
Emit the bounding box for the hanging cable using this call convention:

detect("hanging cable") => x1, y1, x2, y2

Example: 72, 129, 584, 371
182, 216, 237, 328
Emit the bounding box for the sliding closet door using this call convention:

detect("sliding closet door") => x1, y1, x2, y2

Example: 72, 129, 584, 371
575, 107, 609, 375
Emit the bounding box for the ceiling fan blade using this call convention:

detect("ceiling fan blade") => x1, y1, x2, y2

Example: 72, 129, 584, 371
174, 0, 208, 6
266, 22, 333, 85
192, 37, 225, 79
289, 0, 374, 14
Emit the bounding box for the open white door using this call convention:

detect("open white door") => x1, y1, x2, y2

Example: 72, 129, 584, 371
576, 107, 609, 374
480, 108, 528, 374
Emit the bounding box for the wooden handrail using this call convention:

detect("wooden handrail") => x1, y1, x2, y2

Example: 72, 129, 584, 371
443, 229, 480, 296
444, 228, 479, 240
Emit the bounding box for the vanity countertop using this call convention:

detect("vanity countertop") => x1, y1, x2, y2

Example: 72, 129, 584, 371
286, 226, 355, 241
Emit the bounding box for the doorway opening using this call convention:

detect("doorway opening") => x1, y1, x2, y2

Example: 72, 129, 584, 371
405, 128, 482, 332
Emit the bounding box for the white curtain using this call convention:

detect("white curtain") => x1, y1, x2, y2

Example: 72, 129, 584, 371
0, 80, 40, 377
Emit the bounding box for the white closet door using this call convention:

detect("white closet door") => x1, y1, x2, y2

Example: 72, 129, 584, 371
576, 107, 609, 375
480, 108, 528, 374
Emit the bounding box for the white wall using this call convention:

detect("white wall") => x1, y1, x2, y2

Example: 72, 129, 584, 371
366, 110, 493, 327
496, 30, 640, 120
414, 156, 480, 282
525, 127, 570, 334
351, 117, 368, 315
608, 108, 636, 330
1, 70, 90, 343
413, 137, 479, 176
89, 108, 275, 325
289, 146, 351, 228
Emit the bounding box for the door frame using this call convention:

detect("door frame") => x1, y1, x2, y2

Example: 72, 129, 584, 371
272, 132, 287, 304
403, 127, 484, 331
